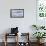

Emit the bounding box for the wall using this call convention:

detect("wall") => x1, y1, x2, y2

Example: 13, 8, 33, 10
0, 0, 36, 42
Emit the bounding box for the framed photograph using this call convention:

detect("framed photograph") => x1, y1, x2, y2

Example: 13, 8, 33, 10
10, 9, 24, 18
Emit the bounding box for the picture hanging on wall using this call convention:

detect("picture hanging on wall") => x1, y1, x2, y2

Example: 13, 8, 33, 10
10, 9, 24, 18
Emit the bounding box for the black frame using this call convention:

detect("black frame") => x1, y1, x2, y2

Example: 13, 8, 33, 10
10, 9, 24, 18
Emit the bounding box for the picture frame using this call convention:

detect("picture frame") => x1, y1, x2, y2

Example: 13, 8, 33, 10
10, 9, 24, 18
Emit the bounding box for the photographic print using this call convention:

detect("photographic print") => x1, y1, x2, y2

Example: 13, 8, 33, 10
10, 9, 24, 18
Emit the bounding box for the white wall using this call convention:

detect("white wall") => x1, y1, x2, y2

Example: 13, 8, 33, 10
0, 0, 36, 42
